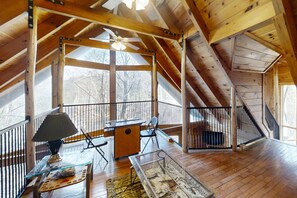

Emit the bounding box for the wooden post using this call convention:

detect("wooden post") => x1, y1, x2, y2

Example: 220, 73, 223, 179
231, 86, 237, 151
181, 36, 188, 153
25, 2, 37, 171
110, 50, 116, 121
152, 54, 158, 117
58, 38, 65, 113
51, 59, 59, 108
274, 66, 280, 124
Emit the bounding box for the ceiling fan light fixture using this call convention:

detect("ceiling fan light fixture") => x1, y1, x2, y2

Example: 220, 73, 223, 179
112, 41, 126, 50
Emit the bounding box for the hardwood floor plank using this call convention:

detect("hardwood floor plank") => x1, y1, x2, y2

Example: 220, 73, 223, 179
22, 136, 297, 198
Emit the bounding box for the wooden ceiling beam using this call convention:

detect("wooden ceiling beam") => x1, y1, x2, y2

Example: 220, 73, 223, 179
186, 42, 230, 107
134, 30, 203, 106
272, 0, 297, 85
63, 37, 154, 56
65, 58, 110, 70
134, 8, 209, 107
154, 37, 212, 106
66, 57, 151, 71
0, 0, 100, 70
0, 15, 71, 69
152, 2, 227, 107
0, 0, 26, 25
116, 65, 151, 71
0, 19, 92, 88
178, 0, 209, 42
181, 0, 234, 88
35, 0, 180, 41
209, 1, 275, 44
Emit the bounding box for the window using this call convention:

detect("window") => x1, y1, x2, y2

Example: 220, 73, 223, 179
116, 71, 151, 102
64, 66, 110, 104
281, 85, 297, 145
0, 85, 25, 129
35, 67, 52, 115
0, 67, 52, 129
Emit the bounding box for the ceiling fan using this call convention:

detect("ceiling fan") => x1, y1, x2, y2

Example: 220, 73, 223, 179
93, 28, 142, 51
103, 0, 149, 11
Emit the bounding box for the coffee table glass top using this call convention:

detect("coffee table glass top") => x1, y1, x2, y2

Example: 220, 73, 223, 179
129, 150, 213, 198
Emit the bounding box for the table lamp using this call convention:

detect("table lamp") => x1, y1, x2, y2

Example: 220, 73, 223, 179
32, 112, 78, 164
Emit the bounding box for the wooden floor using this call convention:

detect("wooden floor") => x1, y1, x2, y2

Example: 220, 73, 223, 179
24, 133, 297, 198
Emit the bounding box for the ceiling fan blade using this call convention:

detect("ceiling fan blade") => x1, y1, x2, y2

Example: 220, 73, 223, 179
103, 28, 117, 39
122, 37, 142, 42
102, 0, 122, 10
125, 43, 140, 50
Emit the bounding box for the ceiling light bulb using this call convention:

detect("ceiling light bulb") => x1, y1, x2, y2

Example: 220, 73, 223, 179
136, 0, 149, 10
112, 41, 126, 50
122, 0, 133, 9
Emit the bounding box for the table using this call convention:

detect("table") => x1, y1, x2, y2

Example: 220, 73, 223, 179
129, 150, 214, 198
105, 119, 145, 159
26, 150, 94, 198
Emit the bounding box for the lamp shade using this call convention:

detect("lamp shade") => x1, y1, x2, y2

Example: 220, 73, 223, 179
32, 112, 78, 142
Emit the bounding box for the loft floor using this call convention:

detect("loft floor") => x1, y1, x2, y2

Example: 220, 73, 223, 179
23, 134, 297, 198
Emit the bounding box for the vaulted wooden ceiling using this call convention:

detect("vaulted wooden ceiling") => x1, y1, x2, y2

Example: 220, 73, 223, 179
0, 0, 296, 113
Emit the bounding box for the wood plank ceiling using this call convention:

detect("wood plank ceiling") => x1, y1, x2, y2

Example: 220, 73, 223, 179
0, 0, 297, 123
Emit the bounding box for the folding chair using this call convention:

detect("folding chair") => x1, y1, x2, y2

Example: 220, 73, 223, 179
140, 117, 159, 153
81, 128, 108, 163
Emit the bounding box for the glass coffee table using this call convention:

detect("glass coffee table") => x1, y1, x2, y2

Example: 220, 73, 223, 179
129, 150, 213, 198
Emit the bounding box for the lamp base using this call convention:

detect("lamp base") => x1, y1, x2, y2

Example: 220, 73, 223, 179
47, 153, 62, 164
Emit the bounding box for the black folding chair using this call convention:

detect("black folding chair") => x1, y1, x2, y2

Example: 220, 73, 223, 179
140, 117, 159, 153
81, 128, 108, 163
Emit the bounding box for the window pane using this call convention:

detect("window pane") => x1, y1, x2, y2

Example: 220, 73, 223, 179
116, 51, 149, 65
64, 66, 109, 104
35, 67, 52, 115
282, 127, 296, 141
116, 71, 151, 102
158, 73, 181, 105
282, 85, 296, 127
68, 47, 110, 64
0, 84, 25, 129
67, 32, 110, 64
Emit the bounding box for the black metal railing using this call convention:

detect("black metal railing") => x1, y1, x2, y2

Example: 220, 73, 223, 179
187, 107, 232, 149
265, 105, 280, 140
34, 107, 60, 161
237, 105, 265, 145
158, 101, 182, 125
63, 100, 152, 143
0, 120, 28, 198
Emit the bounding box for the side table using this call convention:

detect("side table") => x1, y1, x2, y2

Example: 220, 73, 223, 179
26, 150, 94, 198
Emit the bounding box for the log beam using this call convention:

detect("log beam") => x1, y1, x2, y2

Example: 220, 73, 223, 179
57, 40, 65, 112
181, 37, 188, 153
209, 2, 275, 44
25, 3, 37, 171
62, 37, 154, 56
35, 0, 180, 40
110, 51, 116, 120
152, 55, 158, 117
51, 59, 59, 108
